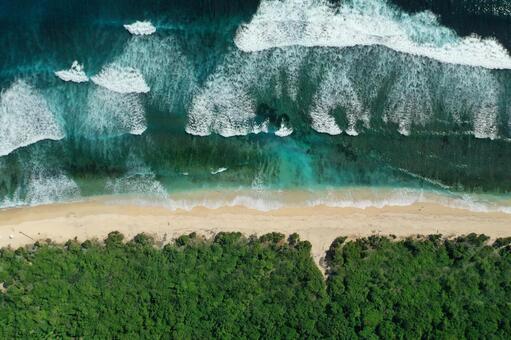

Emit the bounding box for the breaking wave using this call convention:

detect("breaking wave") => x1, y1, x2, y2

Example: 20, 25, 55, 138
107, 188, 511, 215
275, 121, 294, 137
186, 80, 261, 137
106, 155, 167, 199
112, 35, 197, 111
1, 0, 510, 211
166, 195, 285, 212
307, 189, 511, 214
55, 61, 89, 83
0, 80, 64, 157
124, 21, 156, 36
235, 0, 511, 69
186, 44, 507, 139
22, 171, 81, 207
185, 48, 304, 137
83, 87, 147, 137
310, 66, 367, 136
0, 156, 81, 208
91, 64, 150, 94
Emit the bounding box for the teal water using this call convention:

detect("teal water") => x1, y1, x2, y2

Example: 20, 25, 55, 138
0, 0, 510, 210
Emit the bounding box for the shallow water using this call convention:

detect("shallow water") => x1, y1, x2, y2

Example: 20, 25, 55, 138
0, 0, 510, 209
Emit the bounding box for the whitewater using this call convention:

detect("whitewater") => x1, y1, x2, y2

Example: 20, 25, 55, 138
0, 0, 510, 211
235, 0, 511, 69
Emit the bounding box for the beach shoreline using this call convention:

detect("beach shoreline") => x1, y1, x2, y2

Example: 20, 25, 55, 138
1, 196, 510, 268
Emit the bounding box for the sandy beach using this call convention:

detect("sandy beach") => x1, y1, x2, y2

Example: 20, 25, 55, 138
1, 197, 510, 267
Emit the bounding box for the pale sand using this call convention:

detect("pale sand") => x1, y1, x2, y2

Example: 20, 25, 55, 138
0, 198, 510, 268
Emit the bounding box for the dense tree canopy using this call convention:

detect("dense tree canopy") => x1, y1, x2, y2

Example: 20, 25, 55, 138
0, 232, 325, 338
323, 234, 511, 339
0, 232, 510, 338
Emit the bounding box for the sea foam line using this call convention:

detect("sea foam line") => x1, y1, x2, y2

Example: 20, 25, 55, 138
99, 187, 511, 216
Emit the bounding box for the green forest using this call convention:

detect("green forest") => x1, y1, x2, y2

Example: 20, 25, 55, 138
0, 231, 510, 339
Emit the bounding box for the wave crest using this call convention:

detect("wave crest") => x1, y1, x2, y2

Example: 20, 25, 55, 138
55, 61, 89, 83
84, 87, 147, 137
124, 21, 156, 36
91, 64, 150, 94
106, 156, 167, 199
0, 80, 64, 157
234, 0, 511, 69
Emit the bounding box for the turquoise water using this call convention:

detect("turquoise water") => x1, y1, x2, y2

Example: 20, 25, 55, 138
0, 0, 510, 209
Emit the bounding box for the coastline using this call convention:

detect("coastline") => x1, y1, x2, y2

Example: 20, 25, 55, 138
1, 196, 510, 267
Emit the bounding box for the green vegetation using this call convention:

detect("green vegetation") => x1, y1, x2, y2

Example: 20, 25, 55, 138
0, 232, 325, 338
0, 232, 510, 338
323, 234, 511, 339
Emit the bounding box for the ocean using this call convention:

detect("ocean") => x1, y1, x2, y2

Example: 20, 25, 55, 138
1, 0, 510, 212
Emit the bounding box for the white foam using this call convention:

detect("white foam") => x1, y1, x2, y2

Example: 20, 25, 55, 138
187, 11, 508, 139
307, 188, 424, 209
188, 45, 508, 139
24, 171, 81, 206
160, 188, 510, 214
310, 110, 342, 135
91, 64, 150, 94
211, 167, 228, 175
84, 87, 147, 137
106, 156, 167, 199
106, 174, 167, 199
305, 188, 511, 215
310, 67, 368, 135
167, 195, 284, 212
55, 61, 89, 83
186, 48, 303, 137
465, 2, 511, 17
186, 79, 260, 137
275, 121, 294, 137
383, 59, 432, 136
1, 198, 21, 210
253, 119, 270, 134
235, 0, 511, 69
0, 80, 64, 157
124, 21, 156, 36
439, 65, 500, 140
437, 194, 511, 215
113, 36, 197, 111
